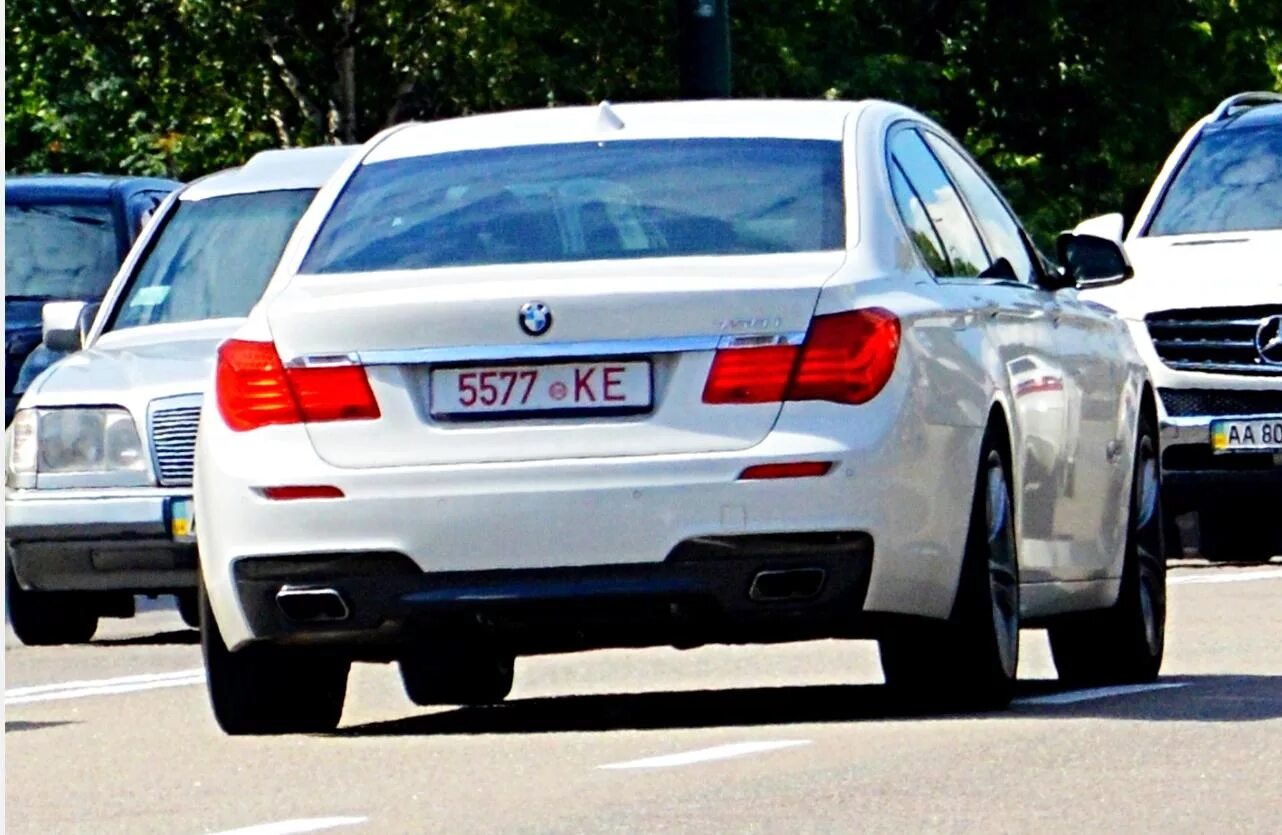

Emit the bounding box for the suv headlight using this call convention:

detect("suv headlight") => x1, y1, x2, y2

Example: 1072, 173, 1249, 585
6, 407, 146, 478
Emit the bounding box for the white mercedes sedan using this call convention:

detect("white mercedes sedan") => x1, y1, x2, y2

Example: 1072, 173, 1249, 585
194, 99, 1166, 734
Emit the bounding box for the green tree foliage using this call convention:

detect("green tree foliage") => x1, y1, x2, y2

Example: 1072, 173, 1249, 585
7, 1, 1280, 242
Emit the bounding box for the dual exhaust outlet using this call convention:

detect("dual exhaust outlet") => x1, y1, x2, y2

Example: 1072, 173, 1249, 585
274, 567, 826, 622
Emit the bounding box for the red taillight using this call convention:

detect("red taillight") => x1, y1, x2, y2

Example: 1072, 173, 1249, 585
702, 344, 798, 404
787, 308, 900, 405
286, 365, 381, 423
256, 485, 346, 501
215, 339, 380, 432
702, 309, 900, 407
739, 462, 833, 480
216, 340, 302, 431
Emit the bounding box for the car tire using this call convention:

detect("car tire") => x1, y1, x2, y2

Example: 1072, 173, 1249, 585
200, 583, 350, 735
177, 591, 200, 629
1197, 506, 1280, 563
878, 428, 1020, 711
399, 645, 515, 707
1049, 411, 1165, 685
5, 551, 99, 646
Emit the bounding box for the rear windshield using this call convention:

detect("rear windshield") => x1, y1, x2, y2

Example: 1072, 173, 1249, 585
300, 138, 845, 273
107, 189, 316, 332
4, 202, 119, 299
1147, 124, 1282, 236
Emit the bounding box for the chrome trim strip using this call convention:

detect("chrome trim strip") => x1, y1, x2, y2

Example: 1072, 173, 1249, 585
283, 353, 362, 369
342, 333, 806, 367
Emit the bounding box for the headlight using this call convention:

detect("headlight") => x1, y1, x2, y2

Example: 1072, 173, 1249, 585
8, 407, 146, 476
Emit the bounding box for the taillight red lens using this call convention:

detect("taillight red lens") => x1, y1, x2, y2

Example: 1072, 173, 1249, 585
702, 345, 799, 404
216, 339, 380, 432
286, 365, 381, 423
216, 339, 303, 432
702, 309, 900, 407
787, 308, 900, 405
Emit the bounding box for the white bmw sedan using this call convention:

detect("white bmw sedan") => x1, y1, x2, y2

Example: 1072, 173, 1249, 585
195, 99, 1165, 734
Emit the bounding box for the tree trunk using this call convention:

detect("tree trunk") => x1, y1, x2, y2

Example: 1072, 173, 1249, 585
334, 0, 359, 144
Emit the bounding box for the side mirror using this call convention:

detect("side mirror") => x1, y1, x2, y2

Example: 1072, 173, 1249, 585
1056, 232, 1134, 288
41, 301, 91, 353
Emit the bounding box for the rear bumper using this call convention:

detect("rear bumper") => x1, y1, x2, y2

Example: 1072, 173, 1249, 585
5, 490, 198, 592
197, 409, 985, 650
230, 533, 876, 657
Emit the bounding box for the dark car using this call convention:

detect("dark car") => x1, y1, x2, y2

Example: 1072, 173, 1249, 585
5, 174, 182, 424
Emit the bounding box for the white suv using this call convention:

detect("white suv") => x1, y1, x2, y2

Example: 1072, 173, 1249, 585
1077, 91, 1282, 562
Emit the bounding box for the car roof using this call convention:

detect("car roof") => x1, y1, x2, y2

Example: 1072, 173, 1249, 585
180, 145, 359, 202
4, 173, 181, 203
1209, 101, 1282, 131
365, 100, 869, 164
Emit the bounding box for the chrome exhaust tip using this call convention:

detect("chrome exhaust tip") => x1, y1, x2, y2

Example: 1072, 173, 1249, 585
275, 586, 351, 623
748, 567, 827, 602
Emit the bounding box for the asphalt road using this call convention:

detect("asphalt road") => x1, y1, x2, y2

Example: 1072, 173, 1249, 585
6, 560, 1282, 835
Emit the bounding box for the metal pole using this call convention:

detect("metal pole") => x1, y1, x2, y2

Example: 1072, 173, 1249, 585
676, 0, 731, 98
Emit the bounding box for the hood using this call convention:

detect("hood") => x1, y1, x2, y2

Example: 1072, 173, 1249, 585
23, 319, 242, 408
1081, 230, 1282, 319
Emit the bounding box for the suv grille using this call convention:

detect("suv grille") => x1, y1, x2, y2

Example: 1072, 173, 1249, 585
1146, 305, 1282, 376
149, 399, 201, 487
1159, 388, 1282, 418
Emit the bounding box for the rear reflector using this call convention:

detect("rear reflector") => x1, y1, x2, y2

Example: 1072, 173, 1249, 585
738, 462, 833, 480
216, 339, 380, 432
703, 308, 900, 406
256, 485, 346, 501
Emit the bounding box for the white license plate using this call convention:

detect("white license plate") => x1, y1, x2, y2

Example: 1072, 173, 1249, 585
170, 497, 197, 543
430, 361, 652, 417
1211, 417, 1282, 453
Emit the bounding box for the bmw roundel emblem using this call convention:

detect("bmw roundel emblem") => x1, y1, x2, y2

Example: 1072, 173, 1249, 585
519, 301, 553, 337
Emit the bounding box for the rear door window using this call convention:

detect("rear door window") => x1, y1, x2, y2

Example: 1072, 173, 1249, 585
887, 129, 991, 278
921, 132, 1037, 284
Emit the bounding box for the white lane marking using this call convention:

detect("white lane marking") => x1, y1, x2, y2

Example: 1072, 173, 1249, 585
1014, 682, 1186, 706
208, 817, 367, 835
7, 668, 203, 697
6, 668, 204, 706
598, 740, 812, 770
1170, 568, 1282, 586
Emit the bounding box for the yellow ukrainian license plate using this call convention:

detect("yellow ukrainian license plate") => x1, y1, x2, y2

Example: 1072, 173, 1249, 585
170, 497, 197, 542
1210, 417, 1282, 453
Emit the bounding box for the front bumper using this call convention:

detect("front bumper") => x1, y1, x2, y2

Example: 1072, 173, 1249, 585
5, 489, 198, 592
1159, 415, 1282, 510
230, 533, 877, 658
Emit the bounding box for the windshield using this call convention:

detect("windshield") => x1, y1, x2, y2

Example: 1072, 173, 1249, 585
300, 138, 844, 274
108, 189, 317, 332
1147, 124, 1282, 236
4, 202, 119, 299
